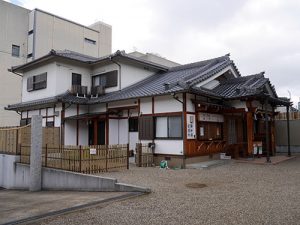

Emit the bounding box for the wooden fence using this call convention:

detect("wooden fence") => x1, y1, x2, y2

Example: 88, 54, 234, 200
136, 143, 154, 167
20, 144, 129, 174
0, 125, 60, 155
0, 125, 30, 155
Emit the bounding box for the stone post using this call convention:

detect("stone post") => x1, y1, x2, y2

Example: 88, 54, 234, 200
29, 115, 43, 191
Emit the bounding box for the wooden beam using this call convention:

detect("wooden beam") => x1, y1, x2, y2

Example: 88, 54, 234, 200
246, 111, 254, 156
106, 103, 109, 145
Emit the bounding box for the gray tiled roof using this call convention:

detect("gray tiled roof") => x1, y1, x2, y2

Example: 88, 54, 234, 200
7, 54, 288, 111
212, 72, 278, 99
55, 50, 98, 62
11, 50, 169, 73
89, 55, 238, 104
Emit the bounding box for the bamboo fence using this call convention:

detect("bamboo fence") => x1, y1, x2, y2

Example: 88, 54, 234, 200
20, 144, 129, 174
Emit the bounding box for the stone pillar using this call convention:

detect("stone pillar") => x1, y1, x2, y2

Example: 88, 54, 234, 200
29, 115, 43, 191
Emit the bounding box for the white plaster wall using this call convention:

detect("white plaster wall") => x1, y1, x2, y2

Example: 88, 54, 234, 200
154, 140, 184, 155
22, 62, 57, 102
129, 132, 138, 152
65, 105, 77, 118
195, 65, 238, 87
55, 62, 91, 95
89, 104, 106, 113
28, 109, 40, 117
121, 63, 155, 89
64, 120, 77, 145
79, 120, 88, 145
79, 105, 89, 115
140, 97, 152, 114
119, 119, 129, 144
202, 80, 220, 89
54, 105, 62, 127
229, 100, 246, 109
154, 94, 182, 113
186, 93, 195, 112
109, 119, 118, 145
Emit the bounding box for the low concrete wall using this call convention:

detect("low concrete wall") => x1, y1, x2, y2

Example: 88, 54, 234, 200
0, 154, 150, 193
276, 146, 300, 153
0, 154, 23, 189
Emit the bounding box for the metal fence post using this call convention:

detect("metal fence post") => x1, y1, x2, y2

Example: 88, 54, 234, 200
45, 144, 48, 167
105, 145, 108, 172
127, 144, 129, 170
79, 145, 82, 172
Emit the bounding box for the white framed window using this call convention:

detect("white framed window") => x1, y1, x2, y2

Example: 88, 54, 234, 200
155, 116, 182, 139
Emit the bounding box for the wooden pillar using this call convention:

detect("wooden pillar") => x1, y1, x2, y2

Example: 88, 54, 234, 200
182, 93, 187, 168
265, 98, 271, 163
93, 119, 98, 145
286, 106, 291, 157
246, 111, 254, 156
106, 103, 109, 145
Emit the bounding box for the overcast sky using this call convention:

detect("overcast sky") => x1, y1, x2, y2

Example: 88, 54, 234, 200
7, 0, 300, 106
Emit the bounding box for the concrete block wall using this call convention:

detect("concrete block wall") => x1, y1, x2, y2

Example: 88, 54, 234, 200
0, 153, 150, 193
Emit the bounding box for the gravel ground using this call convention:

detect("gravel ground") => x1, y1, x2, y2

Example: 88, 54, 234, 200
38, 156, 300, 225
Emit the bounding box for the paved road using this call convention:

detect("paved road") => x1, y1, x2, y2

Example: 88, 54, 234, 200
0, 190, 128, 224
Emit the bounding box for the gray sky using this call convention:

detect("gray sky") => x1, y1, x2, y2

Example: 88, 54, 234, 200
8, 0, 300, 106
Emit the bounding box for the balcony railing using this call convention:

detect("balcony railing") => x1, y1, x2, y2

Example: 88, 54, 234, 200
91, 85, 105, 97
71, 85, 88, 96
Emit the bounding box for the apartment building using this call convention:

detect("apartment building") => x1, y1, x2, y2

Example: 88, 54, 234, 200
0, 0, 112, 126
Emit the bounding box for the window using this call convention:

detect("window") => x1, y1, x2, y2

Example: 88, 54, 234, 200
198, 122, 223, 141
84, 38, 96, 45
20, 118, 31, 126
27, 53, 33, 58
12, 45, 20, 57
27, 73, 47, 91
28, 30, 33, 35
72, 73, 82, 86
92, 70, 118, 88
129, 118, 138, 132
155, 116, 182, 139
46, 121, 54, 127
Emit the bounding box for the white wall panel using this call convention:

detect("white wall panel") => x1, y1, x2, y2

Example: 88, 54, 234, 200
119, 119, 128, 144
129, 132, 138, 152
186, 94, 195, 112
140, 97, 152, 114
64, 120, 76, 145
109, 119, 118, 145
154, 140, 183, 155
79, 120, 88, 145
154, 94, 182, 113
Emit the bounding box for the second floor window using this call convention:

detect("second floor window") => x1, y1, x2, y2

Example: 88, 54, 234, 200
12, 45, 20, 57
72, 73, 82, 86
27, 73, 47, 92
92, 70, 118, 88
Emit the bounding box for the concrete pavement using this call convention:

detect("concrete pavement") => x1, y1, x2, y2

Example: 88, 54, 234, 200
0, 189, 143, 225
